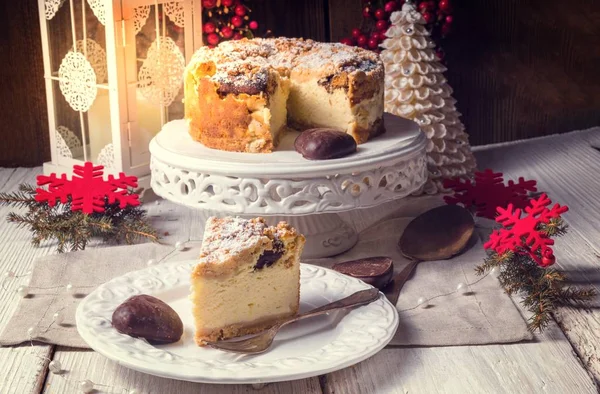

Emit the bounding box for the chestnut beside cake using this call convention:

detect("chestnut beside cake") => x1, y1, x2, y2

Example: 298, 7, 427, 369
184, 38, 385, 153
190, 217, 305, 344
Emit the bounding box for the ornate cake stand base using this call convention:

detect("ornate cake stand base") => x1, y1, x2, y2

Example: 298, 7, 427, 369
196, 210, 358, 259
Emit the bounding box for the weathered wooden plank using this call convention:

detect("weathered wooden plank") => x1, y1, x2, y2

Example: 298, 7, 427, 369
0, 168, 55, 394
324, 322, 597, 393
43, 348, 322, 394
474, 127, 600, 383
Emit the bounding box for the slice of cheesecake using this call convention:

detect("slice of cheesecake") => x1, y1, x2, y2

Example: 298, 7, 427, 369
190, 217, 305, 345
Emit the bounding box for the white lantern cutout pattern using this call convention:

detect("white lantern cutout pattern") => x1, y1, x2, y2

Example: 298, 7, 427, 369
38, 0, 204, 191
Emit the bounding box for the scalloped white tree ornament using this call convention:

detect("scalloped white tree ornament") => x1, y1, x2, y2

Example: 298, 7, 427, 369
381, 3, 476, 195
58, 51, 98, 112
164, 2, 185, 27
138, 36, 185, 107
97, 143, 115, 168
45, 0, 66, 20
75, 39, 107, 84
86, 0, 106, 25
134, 5, 151, 34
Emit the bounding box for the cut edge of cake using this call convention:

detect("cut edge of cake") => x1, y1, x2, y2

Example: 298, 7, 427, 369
190, 217, 305, 345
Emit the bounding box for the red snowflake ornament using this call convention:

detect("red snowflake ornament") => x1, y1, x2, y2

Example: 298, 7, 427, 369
444, 169, 537, 219
35, 162, 140, 214
483, 194, 568, 266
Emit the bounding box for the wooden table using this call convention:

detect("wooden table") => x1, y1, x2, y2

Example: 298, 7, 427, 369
1, 128, 599, 393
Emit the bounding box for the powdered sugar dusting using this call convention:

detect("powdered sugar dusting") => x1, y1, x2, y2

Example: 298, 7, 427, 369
199, 217, 269, 264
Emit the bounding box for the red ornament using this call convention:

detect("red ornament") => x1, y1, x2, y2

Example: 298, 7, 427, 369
370, 31, 380, 41
35, 162, 139, 214
203, 22, 216, 34
384, 1, 397, 13
221, 26, 234, 38
231, 15, 243, 27
207, 32, 220, 45
249, 20, 258, 30
422, 11, 434, 23
352, 28, 362, 38
233, 32, 244, 40
419, 1, 432, 11
340, 37, 354, 46
376, 20, 389, 31
202, 0, 216, 9
443, 169, 538, 220
222, 0, 234, 6
439, 0, 452, 12
445, 15, 453, 23
362, 7, 371, 18
234, 4, 246, 16
367, 37, 379, 49
357, 35, 368, 47
484, 194, 568, 266
374, 8, 386, 20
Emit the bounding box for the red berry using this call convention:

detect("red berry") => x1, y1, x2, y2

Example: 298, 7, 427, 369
231, 15, 243, 27
368, 38, 379, 49
441, 22, 451, 35
340, 37, 354, 46
422, 11, 433, 23
384, 1, 397, 12
374, 8, 386, 20
207, 32, 220, 46
357, 35, 368, 47
203, 22, 216, 34
234, 4, 246, 16
221, 26, 234, 38
439, 0, 451, 12
370, 31, 379, 41
352, 28, 362, 38
249, 20, 258, 30
541, 255, 555, 267
362, 7, 371, 18
376, 20, 389, 31
233, 32, 244, 40
418, 1, 430, 11
445, 15, 453, 23
222, 0, 234, 6
202, 0, 216, 9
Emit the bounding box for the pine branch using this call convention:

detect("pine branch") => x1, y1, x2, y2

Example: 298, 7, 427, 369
476, 234, 596, 332
4, 182, 159, 252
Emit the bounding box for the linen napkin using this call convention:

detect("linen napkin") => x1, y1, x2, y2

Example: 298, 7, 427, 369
0, 213, 532, 348
308, 217, 533, 346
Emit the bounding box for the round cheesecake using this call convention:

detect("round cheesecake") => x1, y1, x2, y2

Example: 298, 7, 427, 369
184, 38, 385, 153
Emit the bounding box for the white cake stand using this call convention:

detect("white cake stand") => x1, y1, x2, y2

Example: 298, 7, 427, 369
149, 113, 427, 258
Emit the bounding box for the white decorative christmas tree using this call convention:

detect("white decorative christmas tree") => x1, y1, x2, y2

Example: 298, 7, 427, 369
381, 3, 476, 194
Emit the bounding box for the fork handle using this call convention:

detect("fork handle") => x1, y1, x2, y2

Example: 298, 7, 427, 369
278, 288, 380, 328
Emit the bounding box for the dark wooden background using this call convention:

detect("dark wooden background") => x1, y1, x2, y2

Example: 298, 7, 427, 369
1, 0, 599, 167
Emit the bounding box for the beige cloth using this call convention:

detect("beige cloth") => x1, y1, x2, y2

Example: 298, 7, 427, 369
0, 215, 531, 349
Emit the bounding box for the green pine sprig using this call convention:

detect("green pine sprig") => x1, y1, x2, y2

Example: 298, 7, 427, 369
1, 183, 159, 253
476, 219, 596, 332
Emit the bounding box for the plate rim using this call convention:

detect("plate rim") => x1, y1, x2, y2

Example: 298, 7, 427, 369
76, 261, 399, 384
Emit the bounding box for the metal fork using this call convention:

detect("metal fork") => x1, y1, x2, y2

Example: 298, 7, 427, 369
204, 287, 381, 354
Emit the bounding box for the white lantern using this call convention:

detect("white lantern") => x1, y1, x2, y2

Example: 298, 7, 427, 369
37, 0, 204, 190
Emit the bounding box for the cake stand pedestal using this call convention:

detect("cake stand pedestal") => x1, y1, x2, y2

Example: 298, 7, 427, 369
149, 113, 427, 258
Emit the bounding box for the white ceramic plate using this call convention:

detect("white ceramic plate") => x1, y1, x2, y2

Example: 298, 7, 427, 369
76, 261, 399, 384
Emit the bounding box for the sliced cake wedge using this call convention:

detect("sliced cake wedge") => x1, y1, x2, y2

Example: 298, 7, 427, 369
190, 217, 305, 345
